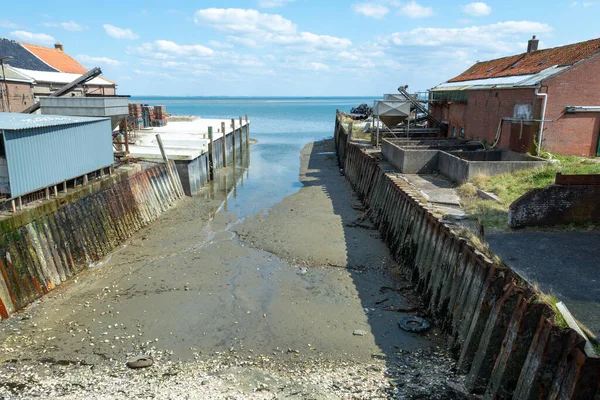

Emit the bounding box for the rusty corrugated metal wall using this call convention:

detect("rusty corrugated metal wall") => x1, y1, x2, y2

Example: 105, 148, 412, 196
0, 162, 183, 319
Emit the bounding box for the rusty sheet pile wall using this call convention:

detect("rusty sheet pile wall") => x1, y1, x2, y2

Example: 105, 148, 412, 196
0, 162, 184, 320
334, 121, 599, 399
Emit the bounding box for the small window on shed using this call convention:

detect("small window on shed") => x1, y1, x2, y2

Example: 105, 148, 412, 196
486, 66, 496, 72
510, 61, 521, 68
451, 126, 456, 137
459, 127, 465, 138
538, 59, 548, 66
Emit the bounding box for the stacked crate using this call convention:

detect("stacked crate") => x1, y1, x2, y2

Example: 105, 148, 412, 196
141, 105, 155, 128
128, 103, 143, 129
153, 105, 167, 127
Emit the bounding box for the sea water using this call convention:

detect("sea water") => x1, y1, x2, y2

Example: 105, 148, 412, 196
129, 96, 376, 217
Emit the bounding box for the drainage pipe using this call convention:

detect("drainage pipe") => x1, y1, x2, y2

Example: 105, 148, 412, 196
535, 87, 548, 156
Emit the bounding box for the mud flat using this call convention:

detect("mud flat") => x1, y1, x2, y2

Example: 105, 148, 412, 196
0, 140, 471, 399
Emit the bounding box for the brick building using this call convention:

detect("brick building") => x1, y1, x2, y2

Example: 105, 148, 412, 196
429, 36, 600, 156
0, 38, 116, 112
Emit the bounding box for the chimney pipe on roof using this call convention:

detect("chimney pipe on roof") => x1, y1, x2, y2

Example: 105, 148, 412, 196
527, 35, 539, 53
54, 42, 63, 51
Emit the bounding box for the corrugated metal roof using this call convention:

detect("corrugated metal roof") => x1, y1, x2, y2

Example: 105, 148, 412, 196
0, 38, 59, 72
0, 112, 109, 131
432, 66, 568, 91
0, 65, 34, 83
12, 67, 115, 86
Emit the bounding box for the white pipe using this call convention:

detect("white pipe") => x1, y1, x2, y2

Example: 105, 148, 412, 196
535, 87, 548, 156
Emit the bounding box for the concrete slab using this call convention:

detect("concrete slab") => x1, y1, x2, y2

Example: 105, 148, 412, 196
127, 118, 248, 161
399, 174, 461, 206
486, 230, 600, 338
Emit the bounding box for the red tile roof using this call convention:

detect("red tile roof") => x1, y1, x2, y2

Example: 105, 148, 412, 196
20, 42, 87, 74
448, 37, 600, 83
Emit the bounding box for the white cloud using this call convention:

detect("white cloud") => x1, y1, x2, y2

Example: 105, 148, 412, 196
352, 3, 390, 19
308, 62, 329, 71
227, 36, 260, 48
208, 40, 234, 49
462, 2, 491, 16
103, 24, 139, 40
258, 0, 295, 8
0, 20, 18, 29
42, 21, 86, 31
154, 40, 214, 56
571, 1, 597, 6
386, 21, 552, 53
195, 8, 351, 51
194, 8, 296, 34
76, 54, 121, 67
135, 40, 214, 61
398, 1, 434, 18
9, 30, 56, 45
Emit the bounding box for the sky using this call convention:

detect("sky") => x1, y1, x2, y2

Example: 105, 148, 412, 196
0, 1, 599, 96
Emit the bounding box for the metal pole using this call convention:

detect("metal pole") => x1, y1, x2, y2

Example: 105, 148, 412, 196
0, 59, 11, 112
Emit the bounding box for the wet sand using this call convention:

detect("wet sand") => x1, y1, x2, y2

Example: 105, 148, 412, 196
0, 140, 471, 399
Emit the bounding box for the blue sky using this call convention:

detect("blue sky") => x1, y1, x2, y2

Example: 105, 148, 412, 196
1, 1, 598, 96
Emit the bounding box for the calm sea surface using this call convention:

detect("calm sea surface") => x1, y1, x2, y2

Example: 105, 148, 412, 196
129, 97, 377, 216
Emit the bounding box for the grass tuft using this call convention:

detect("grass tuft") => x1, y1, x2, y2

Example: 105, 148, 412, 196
533, 286, 568, 328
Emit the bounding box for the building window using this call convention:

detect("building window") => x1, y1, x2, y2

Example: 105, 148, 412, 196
451, 126, 456, 137
459, 127, 465, 137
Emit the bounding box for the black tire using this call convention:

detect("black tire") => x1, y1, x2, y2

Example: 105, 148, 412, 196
398, 316, 430, 333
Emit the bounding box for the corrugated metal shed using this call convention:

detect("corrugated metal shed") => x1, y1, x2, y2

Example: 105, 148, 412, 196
0, 113, 113, 197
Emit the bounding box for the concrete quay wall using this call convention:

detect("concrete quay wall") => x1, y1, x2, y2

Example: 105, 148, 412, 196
334, 125, 599, 399
0, 162, 184, 320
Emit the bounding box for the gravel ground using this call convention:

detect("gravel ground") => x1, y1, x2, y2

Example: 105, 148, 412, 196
0, 139, 475, 399
0, 348, 471, 399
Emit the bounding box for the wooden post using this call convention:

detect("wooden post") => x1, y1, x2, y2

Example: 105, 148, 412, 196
221, 121, 227, 168
45, 187, 50, 200
124, 122, 130, 158
83, 174, 88, 186
208, 126, 215, 175
239, 116, 243, 150
156, 133, 179, 190
231, 118, 236, 162
245, 114, 249, 145
63, 181, 67, 193
18, 197, 22, 210
53, 185, 57, 197
11, 199, 15, 213
347, 122, 353, 145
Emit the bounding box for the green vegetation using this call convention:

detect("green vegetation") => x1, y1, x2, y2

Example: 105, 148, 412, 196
533, 287, 568, 329
458, 155, 600, 229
